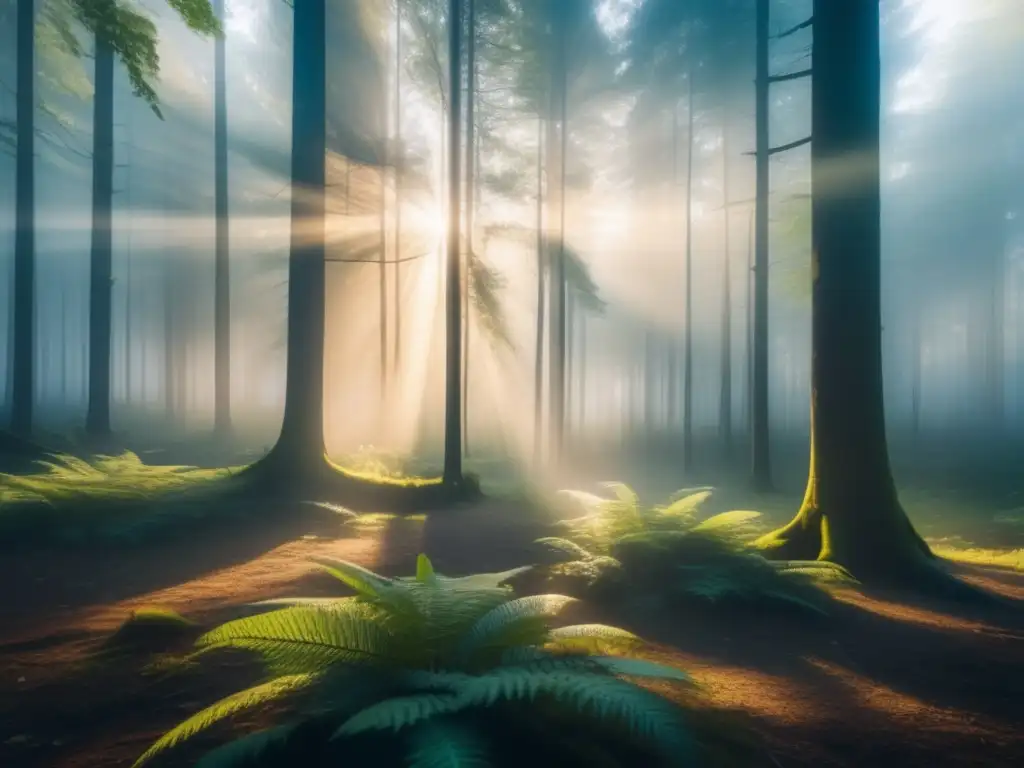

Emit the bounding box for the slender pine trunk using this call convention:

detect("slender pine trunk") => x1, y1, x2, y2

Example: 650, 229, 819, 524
548, 9, 568, 462
86, 34, 115, 437
462, 0, 476, 457
443, 0, 464, 485
213, 0, 231, 434
533, 116, 546, 465
264, 0, 328, 473
379, 57, 389, 410
666, 104, 679, 428
719, 121, 733, 458
682, 73, 694, 470
751, 0, 773, 489
393, 0, 403, 374
11, 0, 36, 436
910, 298, 921, 438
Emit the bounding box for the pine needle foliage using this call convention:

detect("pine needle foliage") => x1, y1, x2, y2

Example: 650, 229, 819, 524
135, 554, 696, 768
536, 484, 855, 615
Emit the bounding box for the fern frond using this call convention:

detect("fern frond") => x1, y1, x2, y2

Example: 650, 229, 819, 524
196, 605, 391, 673
600, 481, 640, 514
433, 566, 532, 590
407, 722, 493, 768
774, 560, 857, 583
334, 693, 464, 736
547, 624, 642, 654
194, 724, 298, 768
587, 656, 692, 682
556, 489, 609, 513
535, 537, 594, 562
655, 490, 713, 520
458, 594, 577, 665
453, 669, 693, 757
417, 554, 439, 585
249, 597, 360, 609
690, 510, 762, 534
312, 557, 396, 598
133, 675, 315, 767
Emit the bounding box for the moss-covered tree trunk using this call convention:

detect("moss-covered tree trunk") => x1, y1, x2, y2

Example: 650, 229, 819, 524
757, 0, 931, 580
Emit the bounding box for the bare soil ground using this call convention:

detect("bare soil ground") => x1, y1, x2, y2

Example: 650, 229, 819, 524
1, 501, 1022, 768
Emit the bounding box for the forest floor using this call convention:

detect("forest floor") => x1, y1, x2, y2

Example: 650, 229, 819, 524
0, 493, 1022, 768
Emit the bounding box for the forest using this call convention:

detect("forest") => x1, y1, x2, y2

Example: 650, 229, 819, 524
0, 0, 1022, 766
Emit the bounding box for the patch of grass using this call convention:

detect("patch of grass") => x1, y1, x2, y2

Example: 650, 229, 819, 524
927, 538, 1024, 571
330, 449, 443, 488
0, 450, 248, 547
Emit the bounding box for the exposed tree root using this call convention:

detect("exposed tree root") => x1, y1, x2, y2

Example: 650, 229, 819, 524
756, 503, 1019, 608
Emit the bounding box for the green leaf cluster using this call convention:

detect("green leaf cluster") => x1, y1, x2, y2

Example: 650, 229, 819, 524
134, 554, 696, 767
536, 483, 855, 615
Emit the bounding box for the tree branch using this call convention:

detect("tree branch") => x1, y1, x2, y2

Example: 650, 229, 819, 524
774, 17, 812, 39
769, 67, 812, 84
743, 135, 812, 157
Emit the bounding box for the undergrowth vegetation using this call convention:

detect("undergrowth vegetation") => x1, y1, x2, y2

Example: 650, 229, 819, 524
534, 483, 855, 616
0, 451, 243, 545
134, 555, 703, 768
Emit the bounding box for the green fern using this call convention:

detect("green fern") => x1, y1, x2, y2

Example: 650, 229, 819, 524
193, 725, 299, 768
196, 602, 392, 673
407, 722, 493, 768
133, 675, 315, 767
537, 483, 848, 616
137, 555, 694, 768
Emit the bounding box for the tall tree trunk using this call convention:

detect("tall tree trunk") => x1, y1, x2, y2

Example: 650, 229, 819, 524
578, 309, 587, 430
719, 121, 733, 458
124, 242, 133, 407
443, 0, 464, 486
909, 298, 921, 438
682, 74, 694, 470
163, 257, 175, 421
751, 0, 773, 489
393, 0, 403, 374
745, 206, 754, 439
213, 0, 231, 435
379, 65, 389, 408
565, 287, 575, 439
644, 328, 656, 438
547, 8, 568, 463
262, 0, 328, 474
533, 116, 546, 465
667, 105, 679, 429
462, 0, 476, 457
11, 0, 35, 436
87, 35, 115, 438
59, 279, 68, 409
757, 0, 931, 580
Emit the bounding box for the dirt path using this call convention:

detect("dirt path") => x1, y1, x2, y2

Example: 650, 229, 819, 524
1, 503, 1023, 768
